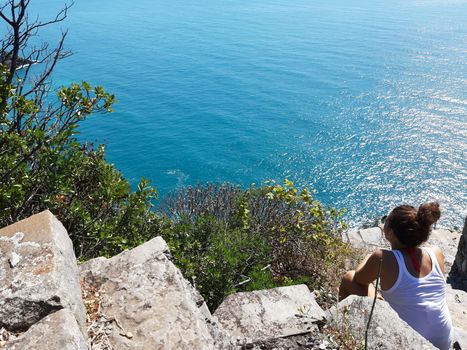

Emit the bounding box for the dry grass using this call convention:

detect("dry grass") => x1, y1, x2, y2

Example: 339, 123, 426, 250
322, 323, 363, 350
81, 278, 123, 350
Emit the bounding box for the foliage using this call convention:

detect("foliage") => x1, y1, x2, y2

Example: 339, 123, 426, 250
1, 1, 358, 316
0, 1, 160, 259
160, 180, 356, 310
160, 214, 272, 310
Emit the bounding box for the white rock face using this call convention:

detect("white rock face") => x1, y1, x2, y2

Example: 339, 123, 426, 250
326, 296, 436, 350
79, 236, 235, 350
0, 210, 86, 335
213, 285, 326, 345
3, 309, 89, 350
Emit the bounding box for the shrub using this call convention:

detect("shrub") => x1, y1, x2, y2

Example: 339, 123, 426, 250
0, 113, 161, 259
0, 3, 161, 259
160, 180, 357, 310
161, 214, 272, 310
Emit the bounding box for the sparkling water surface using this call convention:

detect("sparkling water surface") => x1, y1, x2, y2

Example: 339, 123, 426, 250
31, 0, 467, 227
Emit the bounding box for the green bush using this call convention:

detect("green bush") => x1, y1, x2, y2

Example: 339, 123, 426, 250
0, 82, 161, 259
161, 214, 273, 310
160, 181, 355, 310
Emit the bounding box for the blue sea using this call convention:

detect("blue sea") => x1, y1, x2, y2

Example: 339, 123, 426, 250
31, 0, 466, 227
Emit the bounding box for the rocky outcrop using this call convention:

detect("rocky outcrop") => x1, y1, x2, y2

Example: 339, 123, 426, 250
454, 327, 467, 350
2, 309, 89, 350
0, 211, 86, 335
446, 284, 467, 330
213, 285, 326, 346
452, 217, 467, 281
327, 296, 436, 349
2, 211, 466, 349
79, 236, 236, 350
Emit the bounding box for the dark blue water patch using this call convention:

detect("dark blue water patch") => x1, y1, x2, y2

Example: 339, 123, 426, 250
27, 0, 467, 228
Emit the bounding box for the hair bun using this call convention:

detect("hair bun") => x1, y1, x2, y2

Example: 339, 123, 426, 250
417, 202, 441, 227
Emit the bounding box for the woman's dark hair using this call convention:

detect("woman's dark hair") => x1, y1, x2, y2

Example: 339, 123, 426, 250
384, 202, 441, 247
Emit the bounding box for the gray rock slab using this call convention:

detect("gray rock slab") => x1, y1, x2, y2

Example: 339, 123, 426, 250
453, 327, 467, 350
446, 284, 467, 331
239, 329, 338, 350
429, 228, 462, 270
3, 309, 89, 350
213, 285, 326, 345
344, 227, 389, 250
0, 210, 86, 334
79, 236, 235, 350
452, 217, 467, 280
326, 296, 436, 350
359, 227, 388, 247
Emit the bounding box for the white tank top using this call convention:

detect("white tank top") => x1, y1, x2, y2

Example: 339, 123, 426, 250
380, 247, 453, 350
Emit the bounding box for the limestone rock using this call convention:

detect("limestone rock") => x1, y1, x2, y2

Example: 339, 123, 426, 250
453, 327, 467, 350
0, 210, 86, 334
3, 309, 89, 350
79, 236, 235, 350
213, 285, 326, 345
446, 284, 467, 331
429, 228, 462, 271
326, 296, 436, 349
344, 227, 388, 249
238, 330, 338, 350
452, 217, 467, 280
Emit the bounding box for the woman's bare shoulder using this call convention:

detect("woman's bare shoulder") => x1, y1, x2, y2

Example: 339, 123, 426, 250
370, 248, 397, 268
426, 245, 446, 273
426, 245, 445, 258
373, 247, 395, 259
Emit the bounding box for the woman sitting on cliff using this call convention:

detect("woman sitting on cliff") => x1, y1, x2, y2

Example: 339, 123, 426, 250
339, 202, 453, 350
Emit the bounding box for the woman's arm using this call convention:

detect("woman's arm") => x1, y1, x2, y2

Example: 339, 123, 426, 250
354, 249, 384, 286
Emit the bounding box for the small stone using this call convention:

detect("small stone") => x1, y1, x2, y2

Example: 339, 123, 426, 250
8, 252, 21, 268
375, 326, 384, 337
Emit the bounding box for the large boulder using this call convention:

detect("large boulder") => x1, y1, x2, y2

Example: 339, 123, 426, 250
213, 285, 326, 346
2, 309, 89, 350
79, 236, 235, 350
429, 228, 462, 272
452, 217, 467, 281
446, 284, 467, 332
344, 227, 387, 250
0, 211, 86, 335
326, 296, 436, 349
